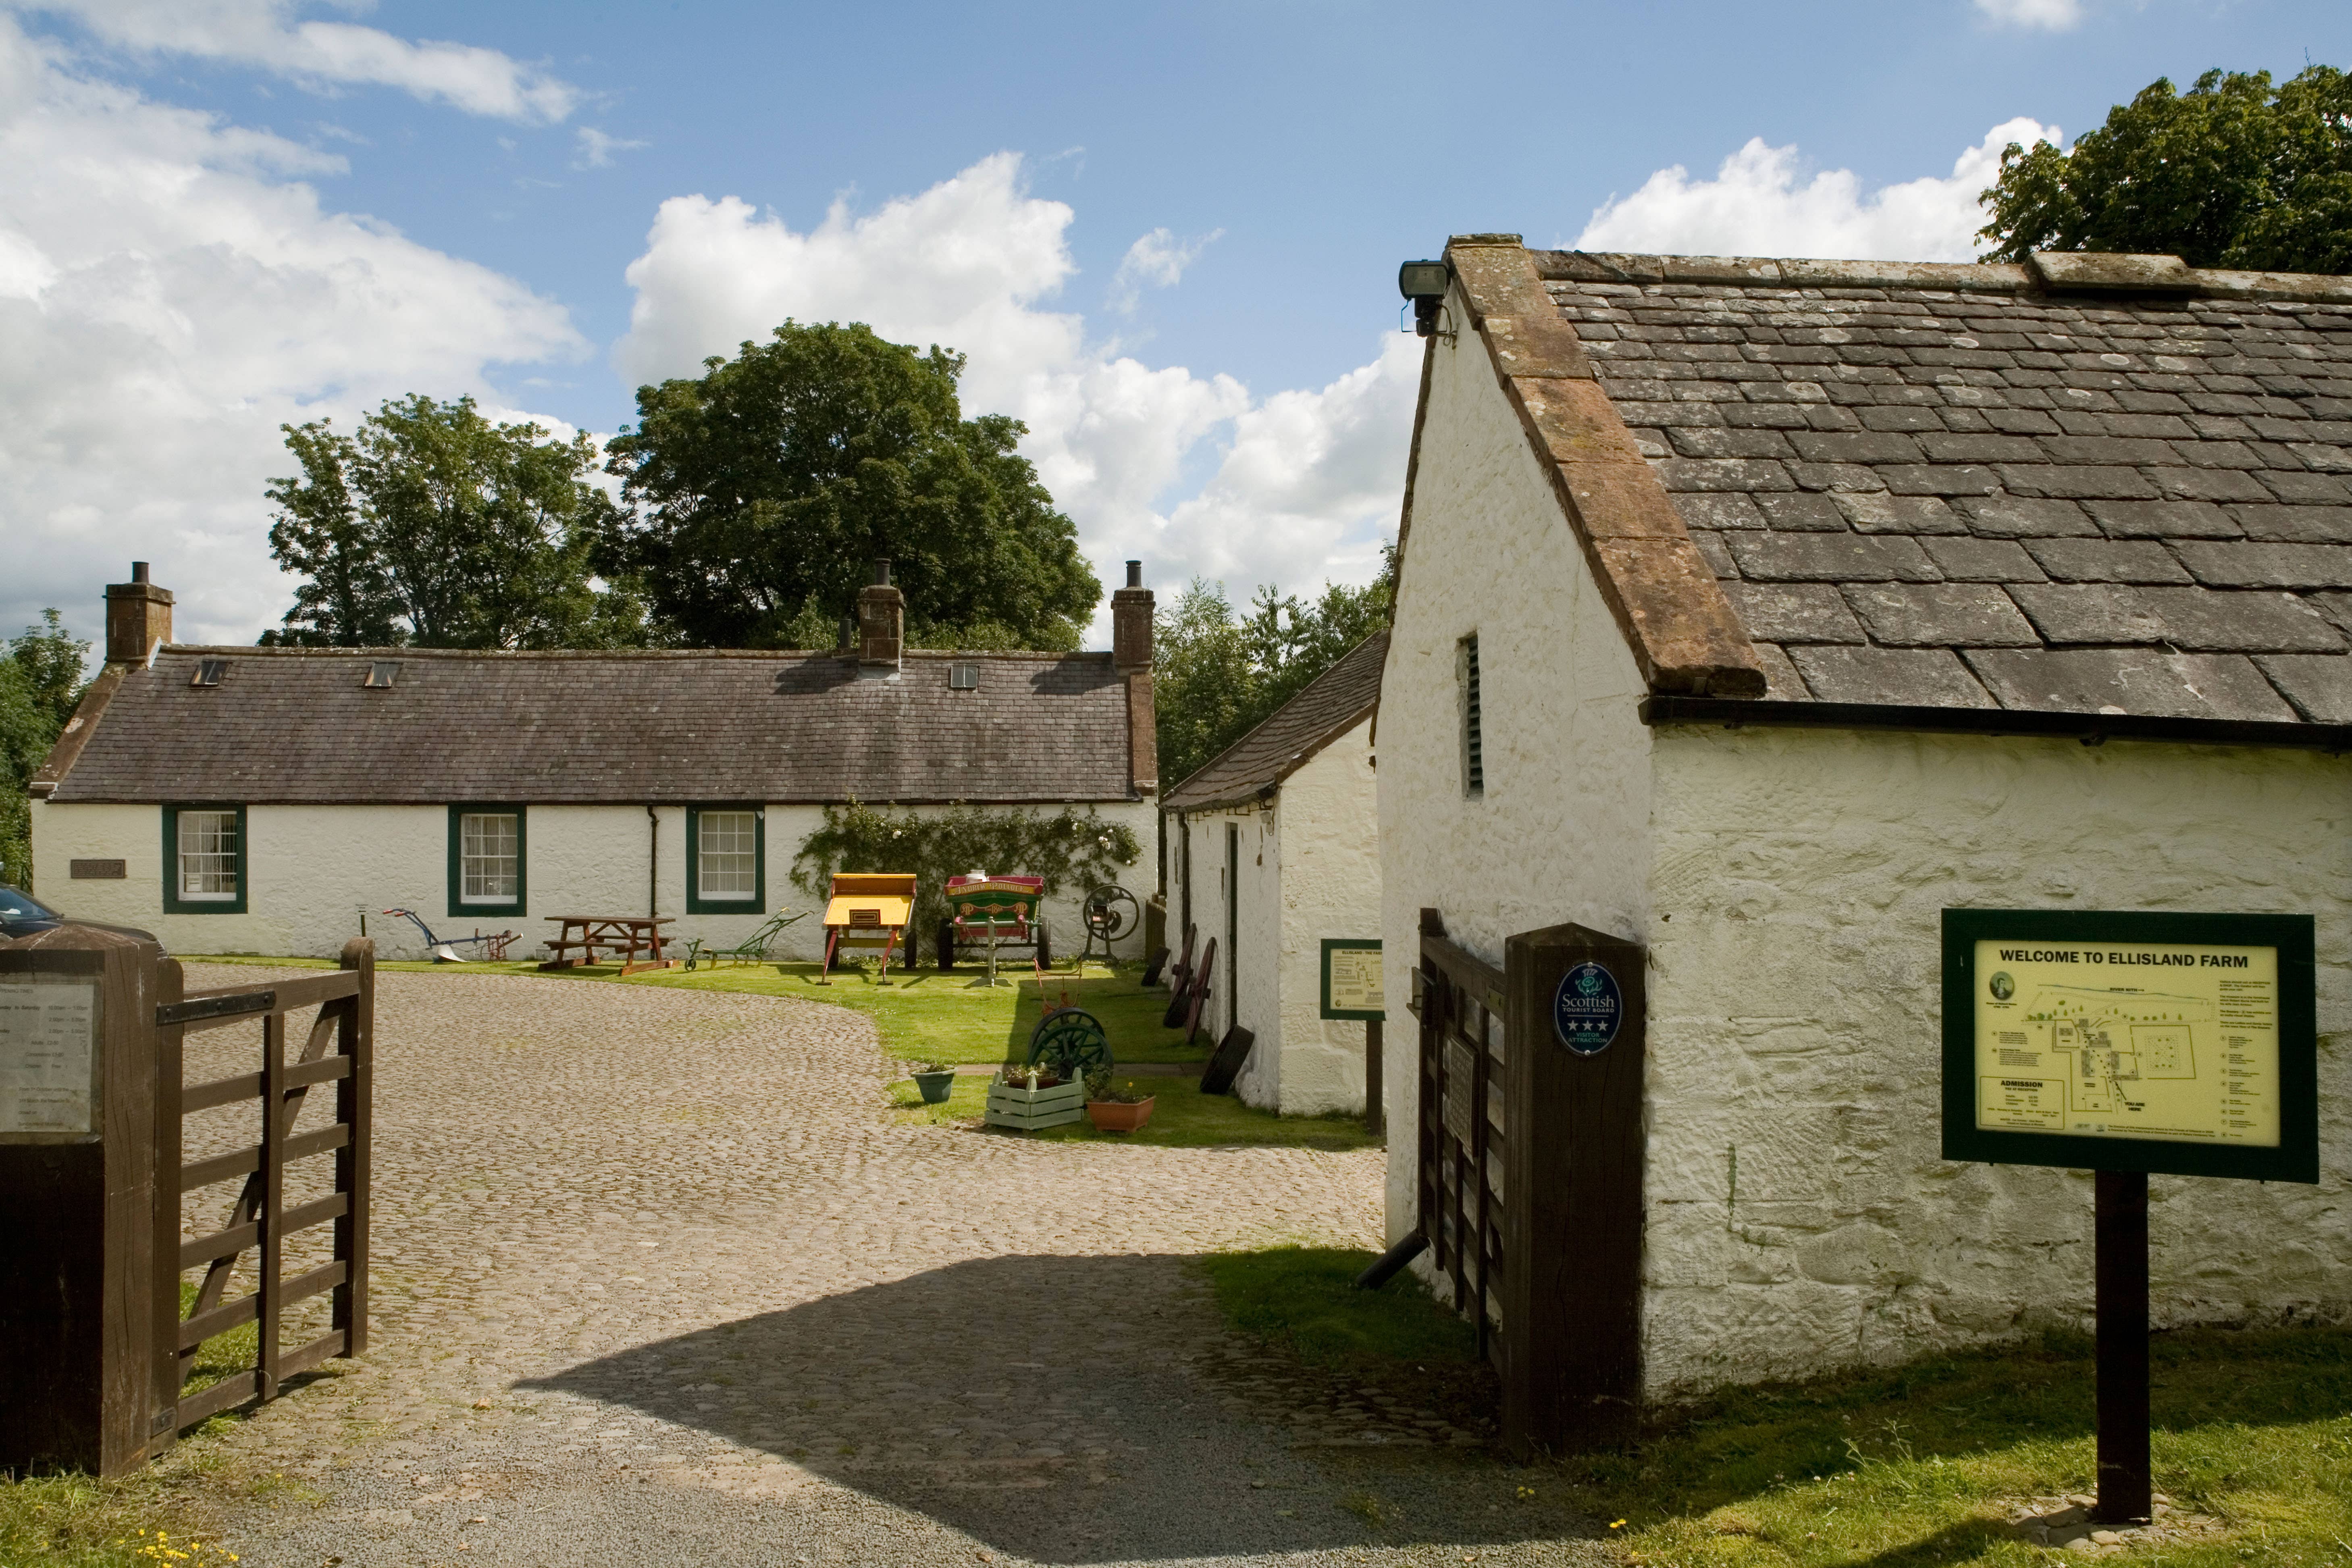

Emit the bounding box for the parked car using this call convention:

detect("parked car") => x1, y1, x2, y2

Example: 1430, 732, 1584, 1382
0, 884, 65, 939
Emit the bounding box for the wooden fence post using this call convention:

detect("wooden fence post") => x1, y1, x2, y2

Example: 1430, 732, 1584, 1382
1502, 921, 1646, 1457
0, 924, 167, 1476
333, 938, 373, 1357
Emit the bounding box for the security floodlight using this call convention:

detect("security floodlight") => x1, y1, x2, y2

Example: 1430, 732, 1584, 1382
1398, 259, 1451, 337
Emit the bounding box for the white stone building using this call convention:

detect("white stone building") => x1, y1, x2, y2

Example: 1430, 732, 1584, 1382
30, 563, 1159, 961
1381, 237, 2352, 1401
1162, 632, 1384, 1114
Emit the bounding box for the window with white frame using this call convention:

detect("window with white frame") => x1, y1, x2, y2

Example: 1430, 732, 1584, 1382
177, 809, 239, 900
697, 809, 758, 899
460, 812, 519, 902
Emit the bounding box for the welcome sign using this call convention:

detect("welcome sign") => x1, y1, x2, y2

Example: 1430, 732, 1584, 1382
1942, 909, 2318, 1183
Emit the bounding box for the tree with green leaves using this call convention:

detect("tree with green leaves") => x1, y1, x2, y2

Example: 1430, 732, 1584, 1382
1155, 550, 1393, 790
0, 610, 92, 888
1979, 64, 2352, 272
600, 321, 1100, 651
264, 395, 646, 649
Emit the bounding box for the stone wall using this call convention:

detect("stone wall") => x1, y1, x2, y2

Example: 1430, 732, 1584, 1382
1376, 290, 1659, 1242
1642, 724, 2352, 1397
30, 796, 1156, 964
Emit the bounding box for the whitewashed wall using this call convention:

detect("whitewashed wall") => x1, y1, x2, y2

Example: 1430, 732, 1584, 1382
30, 796, 1156, 964
1377, 298, 1657, 1242
1643, 724, 2352, 1398
1167, 806, 1280, 1102
1269, 717, 1380, 1116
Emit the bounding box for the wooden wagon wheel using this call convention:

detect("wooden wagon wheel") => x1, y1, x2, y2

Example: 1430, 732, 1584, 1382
1027, 1006, 1114, 1081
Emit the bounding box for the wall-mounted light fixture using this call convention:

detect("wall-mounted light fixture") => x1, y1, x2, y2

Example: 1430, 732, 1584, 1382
1398, 259, 1452, 339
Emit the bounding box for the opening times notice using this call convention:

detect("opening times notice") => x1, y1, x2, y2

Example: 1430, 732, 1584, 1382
1973, 938, 2279, 1148
0, 976, 100, 1136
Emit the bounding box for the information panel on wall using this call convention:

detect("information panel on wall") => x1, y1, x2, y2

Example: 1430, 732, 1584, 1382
1941, 909, 2317, 1183
0, 975, 102, 1139
1320, 939, 1384, 1021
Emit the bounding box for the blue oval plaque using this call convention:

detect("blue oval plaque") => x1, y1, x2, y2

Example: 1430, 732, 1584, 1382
1552, 961, 1622, 1055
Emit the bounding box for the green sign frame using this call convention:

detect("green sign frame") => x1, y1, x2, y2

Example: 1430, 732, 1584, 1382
1941, 908, 2318, 1183
1320, 938, 1384, 1021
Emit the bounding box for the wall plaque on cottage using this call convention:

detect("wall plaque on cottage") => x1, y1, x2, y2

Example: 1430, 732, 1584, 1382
69, 860, 126, 880
1941, 909, 2317, 1184
0, 975, 102, 1138
1319, 938, 1383, 1020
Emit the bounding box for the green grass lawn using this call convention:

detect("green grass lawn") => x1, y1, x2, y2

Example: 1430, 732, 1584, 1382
198, 953, 1209, 1067
1195, 1244, 2352, 1567
886, 1073, 1384, 1150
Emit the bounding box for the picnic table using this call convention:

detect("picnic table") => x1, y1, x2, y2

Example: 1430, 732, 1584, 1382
539, 915, 676, 976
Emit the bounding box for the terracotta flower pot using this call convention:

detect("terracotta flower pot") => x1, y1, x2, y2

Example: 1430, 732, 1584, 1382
1085, 1096, 1156, 1133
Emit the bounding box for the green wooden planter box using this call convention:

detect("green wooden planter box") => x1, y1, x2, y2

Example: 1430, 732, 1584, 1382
985, 1078, 1087, 1130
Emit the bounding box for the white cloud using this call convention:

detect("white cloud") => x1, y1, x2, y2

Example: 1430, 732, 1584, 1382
1108, 225, 1221, 313
1573, 117, 2061, 263
1973, 0, 2085, 30
10, 0, 579, 121
614, 154, 1412, 629
573, 126, 645, 170
0, 13, 586, 646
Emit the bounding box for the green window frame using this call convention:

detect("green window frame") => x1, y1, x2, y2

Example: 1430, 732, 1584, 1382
447, 804, 527, 919
686, 805, 765, 914
162, 803, 247, 914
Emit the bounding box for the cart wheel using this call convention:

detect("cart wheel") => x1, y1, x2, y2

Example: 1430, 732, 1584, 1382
1036, 922, 1052, 968
1027, 1006, 1111, 1080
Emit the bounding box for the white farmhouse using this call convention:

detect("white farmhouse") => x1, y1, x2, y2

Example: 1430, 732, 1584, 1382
30, 562, 1159, 961
1381, 237, 2352, 1403
1162, 632, 1384, 1114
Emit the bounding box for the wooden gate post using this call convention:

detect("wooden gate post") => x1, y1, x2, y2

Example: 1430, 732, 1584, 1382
1502, 921, 1646, 1457
0, 923, 168, 1477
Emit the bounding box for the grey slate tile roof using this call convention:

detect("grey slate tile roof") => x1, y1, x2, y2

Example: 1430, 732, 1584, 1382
1543, 252, 2352, 722
1161, 631, 1386, 812
46, 647, 1140, 804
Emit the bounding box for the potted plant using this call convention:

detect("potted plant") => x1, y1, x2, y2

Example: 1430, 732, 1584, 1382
910, 1061, 957, 1105
984, 1064, 1087, 1130
1083, 1069, 1156, 1133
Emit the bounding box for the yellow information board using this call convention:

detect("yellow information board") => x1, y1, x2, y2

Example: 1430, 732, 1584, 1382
1942, 909, 2315, 1183
1973, 939, 2279, 1148
1320, 939, 1383, 1020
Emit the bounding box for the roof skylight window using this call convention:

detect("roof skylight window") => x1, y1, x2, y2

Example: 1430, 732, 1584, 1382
364, 661, 401, 689
949, 661, 979, 690
191, 659, 226, 688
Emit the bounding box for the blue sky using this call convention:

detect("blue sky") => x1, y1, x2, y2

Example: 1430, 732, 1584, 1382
4, 0, 2348, 647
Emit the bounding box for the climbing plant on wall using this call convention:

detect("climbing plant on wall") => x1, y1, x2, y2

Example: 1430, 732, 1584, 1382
790, 801, 1142, 935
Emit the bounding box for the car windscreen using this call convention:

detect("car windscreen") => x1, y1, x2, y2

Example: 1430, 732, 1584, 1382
0, 885, 59, 922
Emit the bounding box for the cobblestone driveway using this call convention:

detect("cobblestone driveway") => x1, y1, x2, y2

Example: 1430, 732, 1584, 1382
173, 965, 1600, 1567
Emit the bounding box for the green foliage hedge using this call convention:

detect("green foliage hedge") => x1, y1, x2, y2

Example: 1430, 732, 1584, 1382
789, 800, 1142, 935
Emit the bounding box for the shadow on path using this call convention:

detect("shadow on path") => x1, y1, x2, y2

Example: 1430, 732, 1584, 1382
522, 1252, 1592, 1564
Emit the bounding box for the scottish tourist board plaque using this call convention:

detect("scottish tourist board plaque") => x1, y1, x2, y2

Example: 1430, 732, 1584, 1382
1552, 960, 1622, 1055
1942, 909, 2317, 1183
0, 975, 102, 1139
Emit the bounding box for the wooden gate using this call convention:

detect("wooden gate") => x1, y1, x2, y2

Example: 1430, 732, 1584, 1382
1412, 909, 1647, 1456
1414, 908, 1507, 1360
154, 939, 374, 1441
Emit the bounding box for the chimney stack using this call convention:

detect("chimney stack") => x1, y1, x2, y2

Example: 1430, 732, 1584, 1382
1112, 559, 1152, 671
105, 561, 172, 665
857, 559, 903, 672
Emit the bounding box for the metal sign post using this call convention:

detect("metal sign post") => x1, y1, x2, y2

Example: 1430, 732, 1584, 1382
1942, 908, 2319, 1524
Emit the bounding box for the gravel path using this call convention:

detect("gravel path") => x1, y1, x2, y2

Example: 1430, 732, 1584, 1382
165, 965, 1603, 1567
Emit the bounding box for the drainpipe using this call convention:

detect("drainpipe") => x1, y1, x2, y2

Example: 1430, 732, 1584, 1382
647, 805, 658, 918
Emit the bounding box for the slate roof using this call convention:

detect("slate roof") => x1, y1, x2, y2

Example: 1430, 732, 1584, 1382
41, 647, 1144, 804
1162, 631, 1387, 812
1434, 240, 2352, 728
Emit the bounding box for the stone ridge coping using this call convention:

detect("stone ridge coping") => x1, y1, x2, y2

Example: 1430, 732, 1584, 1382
152, 644, 1117, 663
1528, 248, 2352, 306
1443, 239, 1768, 698
1641, 693, 2352, 753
